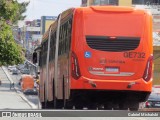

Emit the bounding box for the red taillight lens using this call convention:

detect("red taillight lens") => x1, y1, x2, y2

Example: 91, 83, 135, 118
145, 101, 151, 107
71, 52, 81, 80
143, 55, 153, 82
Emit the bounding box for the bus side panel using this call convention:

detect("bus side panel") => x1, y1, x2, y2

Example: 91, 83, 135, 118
57, 54, 70, 99
56, 12, 73, 100
48, 61, 54, 101
57, 56, 64, 99
64, 54, 70, 99
39, 67, 45, 102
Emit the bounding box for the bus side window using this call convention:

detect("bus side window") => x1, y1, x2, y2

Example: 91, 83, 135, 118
33, 52, 37, 64
68, 19, 72, 50
39, 51, 42, 66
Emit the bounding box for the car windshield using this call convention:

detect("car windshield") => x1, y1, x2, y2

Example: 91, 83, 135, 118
23, 69, 29, 72
148, 93, 160, 101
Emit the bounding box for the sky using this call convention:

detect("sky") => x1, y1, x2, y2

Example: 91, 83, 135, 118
18, 0, 81, 20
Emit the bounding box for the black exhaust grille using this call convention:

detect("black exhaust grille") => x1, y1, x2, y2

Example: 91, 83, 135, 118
86, 36, 140, 52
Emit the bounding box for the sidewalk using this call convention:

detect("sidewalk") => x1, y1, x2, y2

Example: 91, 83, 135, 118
0, 66, 32, 109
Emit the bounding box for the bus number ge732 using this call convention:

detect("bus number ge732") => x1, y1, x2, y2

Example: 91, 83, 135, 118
124, 52, 146, 58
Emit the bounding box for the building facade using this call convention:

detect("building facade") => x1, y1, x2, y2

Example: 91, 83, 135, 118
18, 20, 42, 60
40, 16, 57, 35
81, 0, 160, 6
81, 0, 131, 6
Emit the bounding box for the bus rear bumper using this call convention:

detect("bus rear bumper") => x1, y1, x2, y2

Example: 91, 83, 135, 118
71, 76, 152, 92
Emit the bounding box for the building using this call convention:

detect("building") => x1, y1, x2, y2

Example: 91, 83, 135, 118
31, 19, 41, 27
81, 0, 131, 6
41, 16, 57, 35
81, 0, 160, 6
19, 16, 57, 45
18, 16, 57, 60
18, 20, 42, 60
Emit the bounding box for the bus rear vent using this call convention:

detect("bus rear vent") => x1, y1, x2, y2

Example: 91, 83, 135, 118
86, 36, 140, 52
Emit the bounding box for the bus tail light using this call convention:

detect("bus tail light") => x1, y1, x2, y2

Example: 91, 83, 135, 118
143, 55, 153, 82
71, 52, 81, 80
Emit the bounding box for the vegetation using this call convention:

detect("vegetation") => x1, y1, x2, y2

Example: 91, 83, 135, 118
0, 0, 29, 66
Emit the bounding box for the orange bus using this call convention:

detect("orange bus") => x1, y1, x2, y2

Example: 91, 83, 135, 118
33, 6, 153, 110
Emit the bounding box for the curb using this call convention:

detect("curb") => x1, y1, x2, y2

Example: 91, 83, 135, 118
2, 66, 15, 91
17, 91, 38, 109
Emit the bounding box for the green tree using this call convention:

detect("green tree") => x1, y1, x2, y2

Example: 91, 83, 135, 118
0, 0, 29, 66
0, 0, 29, 23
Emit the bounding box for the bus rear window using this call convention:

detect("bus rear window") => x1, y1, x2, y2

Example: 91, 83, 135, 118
84, 13, 144, 37
86, 36, 140, 52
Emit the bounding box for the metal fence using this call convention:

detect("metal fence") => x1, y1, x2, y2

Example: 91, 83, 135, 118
24, 59, 37, 76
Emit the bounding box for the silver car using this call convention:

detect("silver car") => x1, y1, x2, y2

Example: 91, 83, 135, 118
12, 68, 19, 75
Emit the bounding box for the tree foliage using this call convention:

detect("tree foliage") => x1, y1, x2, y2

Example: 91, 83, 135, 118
0, 0, 29, 23
0, 0, 29, 66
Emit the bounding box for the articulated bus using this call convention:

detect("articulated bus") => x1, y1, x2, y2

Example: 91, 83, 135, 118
33, 6, 153, 110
